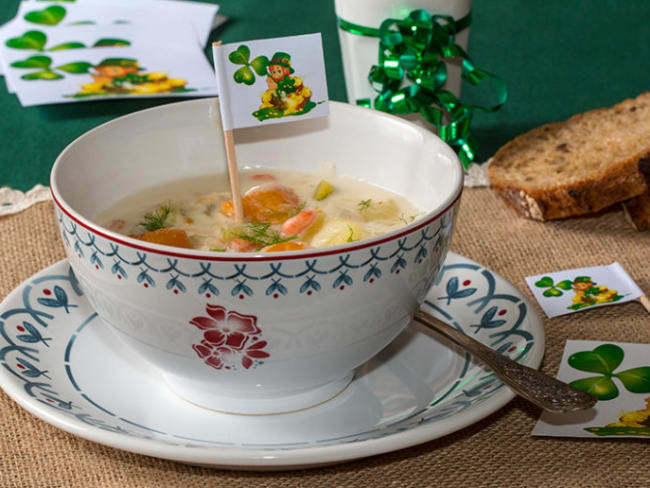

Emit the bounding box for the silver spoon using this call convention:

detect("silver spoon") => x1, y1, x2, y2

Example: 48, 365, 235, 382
413, 310, 597, 413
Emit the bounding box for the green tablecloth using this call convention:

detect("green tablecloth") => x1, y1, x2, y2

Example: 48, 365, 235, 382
2, 0, 650, 191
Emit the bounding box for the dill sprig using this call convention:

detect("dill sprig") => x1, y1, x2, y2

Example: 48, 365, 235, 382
399, 214, 417, 225
236, 222, 296, 249
357, 199, 372, 211
291, 201, 306, 217
139, 202, 171, 232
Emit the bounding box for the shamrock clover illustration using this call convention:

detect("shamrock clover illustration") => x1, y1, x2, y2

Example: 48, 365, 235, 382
24, 5, 67, 26
228, 45, 268, 85
10, 55, 92, 80
568, 344, 650, 400
6, 30, 130, 52
534, 276, 573, 297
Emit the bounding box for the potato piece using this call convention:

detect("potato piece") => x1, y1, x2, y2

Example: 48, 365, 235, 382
300, 213, 326, 242
165, 206, 180, 226
188, 234, 225, 251
307, 219, 365, 248
313, 180, 334, 201
221, 224, 244, 243
359, 198, 401, 222
136, 228, 192, 248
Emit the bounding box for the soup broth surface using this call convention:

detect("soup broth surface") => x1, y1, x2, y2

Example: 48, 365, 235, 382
96, 168, 421, 252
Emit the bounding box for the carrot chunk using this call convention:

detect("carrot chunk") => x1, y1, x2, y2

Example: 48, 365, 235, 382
220, 184, 301, 223
261, 241, 307, 252
136, 228, 192, 248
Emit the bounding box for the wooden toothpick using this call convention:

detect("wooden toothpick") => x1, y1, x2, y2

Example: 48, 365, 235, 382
639, 294, 650, 315
223, 128, 244, 222
213, 41, 244, 222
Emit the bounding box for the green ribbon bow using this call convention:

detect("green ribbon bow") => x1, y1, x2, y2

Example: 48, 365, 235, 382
339, 10, 507, 168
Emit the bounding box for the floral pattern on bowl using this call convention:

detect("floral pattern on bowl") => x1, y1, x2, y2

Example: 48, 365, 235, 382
190, 304, 269, 371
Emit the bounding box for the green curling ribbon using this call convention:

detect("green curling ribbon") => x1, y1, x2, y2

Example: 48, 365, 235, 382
337, 17, 380, 37
338, 10, 506, 168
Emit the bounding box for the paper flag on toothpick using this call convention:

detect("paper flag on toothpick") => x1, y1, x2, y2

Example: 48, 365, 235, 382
525, 263, 644, 318
532, 340, 650, 439
212, 33, 329, 130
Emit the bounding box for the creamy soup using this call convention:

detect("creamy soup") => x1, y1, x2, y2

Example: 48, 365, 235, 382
96, 168, 421, 252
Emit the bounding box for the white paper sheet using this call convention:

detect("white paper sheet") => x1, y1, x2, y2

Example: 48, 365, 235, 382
525, 263, 643, 318
533, 340, 650, 439
1, 0, 220, 104
8, 45, 217, 106
13, 0, 218, 46
1, 19, 198, 93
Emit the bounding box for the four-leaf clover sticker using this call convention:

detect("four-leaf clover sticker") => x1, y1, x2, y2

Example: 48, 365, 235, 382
568, 344, 650, 400
228, 45, 268, 85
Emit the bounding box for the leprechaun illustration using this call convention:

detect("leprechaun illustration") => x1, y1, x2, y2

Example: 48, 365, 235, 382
607, 397, 650, 429
90, 58, 140, 85
73, 58, 191, 98
569, 276, 623, 310
258, 52, 312, 115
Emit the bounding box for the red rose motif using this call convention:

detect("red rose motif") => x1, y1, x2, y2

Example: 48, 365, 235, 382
189, 305, 269, 370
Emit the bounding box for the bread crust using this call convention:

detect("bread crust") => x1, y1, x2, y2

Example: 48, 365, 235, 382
488, 93, 650, 221
622, 189, 650, 231
490, 154, 649, 220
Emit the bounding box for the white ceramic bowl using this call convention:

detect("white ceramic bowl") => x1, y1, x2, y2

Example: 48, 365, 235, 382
50, 99, 463, 414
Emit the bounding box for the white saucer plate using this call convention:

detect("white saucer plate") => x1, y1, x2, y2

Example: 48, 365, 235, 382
0, 252, 544, 470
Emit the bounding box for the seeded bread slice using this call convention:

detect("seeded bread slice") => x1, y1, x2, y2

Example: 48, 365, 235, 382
622, 189, 650, 231
488, 93, 650, 221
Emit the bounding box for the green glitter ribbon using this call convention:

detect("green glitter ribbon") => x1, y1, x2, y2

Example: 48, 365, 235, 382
338, 10, 506, 168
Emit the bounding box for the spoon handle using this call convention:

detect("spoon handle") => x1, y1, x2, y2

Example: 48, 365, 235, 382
412, 310, 597, 413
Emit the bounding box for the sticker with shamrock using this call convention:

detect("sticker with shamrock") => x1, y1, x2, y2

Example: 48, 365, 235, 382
224, 43, 321, 121
65, 57, 195, 99
533, 340, 650, 439
535, 275, 624, 311
533, 276, 573, 297
212, 34, 329, 130
568, 343, 650, 400
525, 263, 642, 317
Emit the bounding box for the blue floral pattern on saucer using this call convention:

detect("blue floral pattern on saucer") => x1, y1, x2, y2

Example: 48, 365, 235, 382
0, 253, 544, 468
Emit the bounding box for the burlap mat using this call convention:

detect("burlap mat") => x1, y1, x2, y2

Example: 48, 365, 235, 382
1, 189, 648, 488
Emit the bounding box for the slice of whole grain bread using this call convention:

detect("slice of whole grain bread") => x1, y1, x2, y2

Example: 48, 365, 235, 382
488, 92, 650, 221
